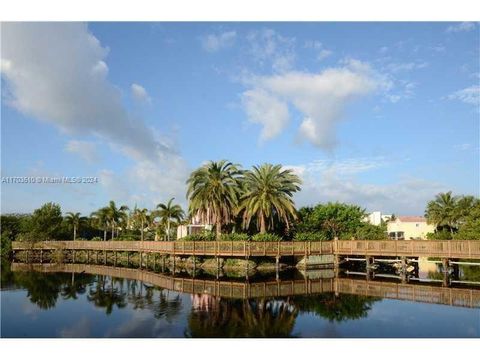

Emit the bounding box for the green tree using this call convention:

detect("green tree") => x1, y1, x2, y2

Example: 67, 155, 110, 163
425, 191, 458, 234
296, 202, 367, 240
64, 212, 87, 241
156, 198, 185, 241
30, 202, 63, 240
105, 201, 129, 240
238, 164, 301, 234
131, 208, 150, 242
90, 207, 110, 241
186, 160, 243, 239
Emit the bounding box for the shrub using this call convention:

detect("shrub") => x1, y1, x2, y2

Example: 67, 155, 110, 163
75, 237, 88, 241
220, 233, 250, 241
251, 233, 282, 242
426, 230, 453, 240
182, 232, 216, 241
293, 232, 328, 241
91, 236, 102, 241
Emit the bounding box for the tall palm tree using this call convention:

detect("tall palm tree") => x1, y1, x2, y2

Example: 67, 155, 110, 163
186, 160, 243, 239
90, 207, 110, 241
425, 191, 459, 234
156, 198, 185, 241
132, 208, 150, 242
105, 201, 129, 240
65, 212, 86, 241
238, 164, 301, 234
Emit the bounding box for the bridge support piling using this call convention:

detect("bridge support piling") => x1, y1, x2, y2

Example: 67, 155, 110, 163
114, 252, 117, 266
40, 250, 43, 264
96, 251, 99, 263
127, 252, 130, 266
72, 250, 75, 263
275, 256, 280, 281
442, 258, 450, 287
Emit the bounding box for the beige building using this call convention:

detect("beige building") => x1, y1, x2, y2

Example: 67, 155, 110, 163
176, 213, 213, 240
387, 216, 434, 240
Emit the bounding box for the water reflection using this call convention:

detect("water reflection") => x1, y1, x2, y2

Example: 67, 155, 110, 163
1, 260, 479, 338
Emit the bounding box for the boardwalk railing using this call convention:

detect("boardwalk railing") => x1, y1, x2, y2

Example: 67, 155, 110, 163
11, 263, 480, 308
11, 240, 480, 259
10, 240, 333, 257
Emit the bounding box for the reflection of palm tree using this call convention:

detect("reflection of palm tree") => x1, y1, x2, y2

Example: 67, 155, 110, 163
87, 275, 127, 315
186, 296, 298, 337
154, 290, 183, 322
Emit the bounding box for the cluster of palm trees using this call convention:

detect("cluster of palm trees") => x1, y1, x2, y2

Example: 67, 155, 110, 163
65, 199, 185, 241
425, 191, 479, 234
186, 160, 302, 238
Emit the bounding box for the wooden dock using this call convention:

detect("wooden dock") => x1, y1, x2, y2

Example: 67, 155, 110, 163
11, 263, 480, 308
11, 240, 480, 259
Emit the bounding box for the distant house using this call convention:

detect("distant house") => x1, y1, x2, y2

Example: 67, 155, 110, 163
176, 213, 213, 239
364, 211, 392, 226
387, 216, 434, 240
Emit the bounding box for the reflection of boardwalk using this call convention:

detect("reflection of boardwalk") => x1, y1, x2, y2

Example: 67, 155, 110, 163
11, 263, 480, 308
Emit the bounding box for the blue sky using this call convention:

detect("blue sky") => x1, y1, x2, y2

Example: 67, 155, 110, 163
1, 22, 479, 215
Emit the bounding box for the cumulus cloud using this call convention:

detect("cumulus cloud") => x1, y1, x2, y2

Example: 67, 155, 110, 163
241, 88, 290, 141
305, 40, 333, 61
447, 85, 480, 106
201, 31, 236, 52
131, 83, 151, 103
241, 59, 391, 149
65, 140, 100, 163
446, 22, 476, 33
285, 158, 448, 214
1, 23, 190, 209
1, 23, 167, 161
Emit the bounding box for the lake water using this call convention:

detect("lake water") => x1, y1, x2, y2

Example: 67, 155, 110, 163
1, 260, 479, 338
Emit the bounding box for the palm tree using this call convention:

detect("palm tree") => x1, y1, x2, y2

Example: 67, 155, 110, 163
90, 207, 110, 241
64, 212, 86, 241
156, 198, 185, 241
105, 201, 129, 240
132, 208, 150, 242
238, 164, 301, 234
425, 191, 459, 234
186, 160, 243, 239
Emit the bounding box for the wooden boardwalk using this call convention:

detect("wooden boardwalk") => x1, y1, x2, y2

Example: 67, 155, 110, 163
11, 263, 480, 308
11, 240, 480, 259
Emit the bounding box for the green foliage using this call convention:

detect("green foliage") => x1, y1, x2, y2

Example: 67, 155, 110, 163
425, 192, 480, 239
1, 214, 31, 257
25, 203, 64, 241
293, 232, 327, 241
91, 236, 102, 241
237, 163, 301, 234
354, 223, 388, 240
220, 233, 250, 241
296, 202, 366, 240
182, 232, 216, 241
251, 233, 281, 242
426, 230, 453, 240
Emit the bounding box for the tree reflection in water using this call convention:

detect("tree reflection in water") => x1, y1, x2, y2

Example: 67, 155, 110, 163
87, 275, 127, 315
186, 295, 298, 338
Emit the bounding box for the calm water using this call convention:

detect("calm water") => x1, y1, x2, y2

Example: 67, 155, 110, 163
1, 261, 479, 338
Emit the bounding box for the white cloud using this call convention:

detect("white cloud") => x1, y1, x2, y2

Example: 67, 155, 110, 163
446, 22, 476, 33
453, 143, 472, 151
242, 59, 391, 149
386, 61, 428, 73
1, 23, 167, 161
65, 140, 100, 163
247, 29, 296, 73
286, 159, 448, 214
131, 83, 151, 103
447, 85, 480, 106
241, 88, 289, 141
305, 40, 333, 61
1, 23, 189, 210
201, 31, 236, 52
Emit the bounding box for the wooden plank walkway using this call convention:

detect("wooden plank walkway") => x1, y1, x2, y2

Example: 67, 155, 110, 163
11, 263, 480, 308
11, 240, 480, 259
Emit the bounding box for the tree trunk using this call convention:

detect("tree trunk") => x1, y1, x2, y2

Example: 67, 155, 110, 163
73, 226, 77, 241
103, 229, 107, 241
216, 221, 222, 240
111, 223, 115, 240
260, 213, 266, 234
167, 220, 171, 242
141, 220, 144, 242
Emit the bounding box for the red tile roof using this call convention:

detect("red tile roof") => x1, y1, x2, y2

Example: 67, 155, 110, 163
397, 216, 427, 222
